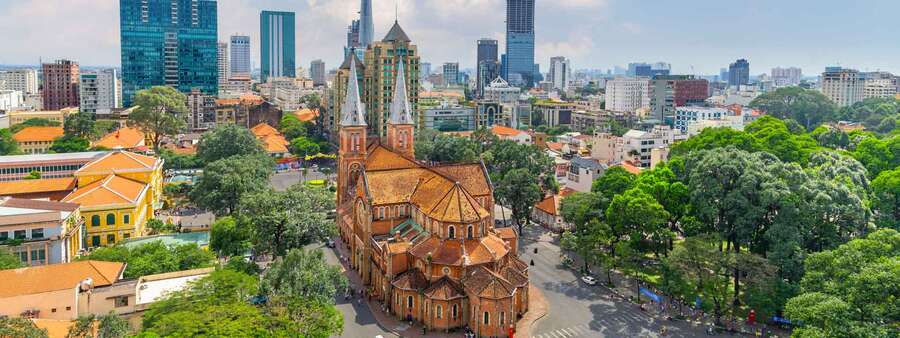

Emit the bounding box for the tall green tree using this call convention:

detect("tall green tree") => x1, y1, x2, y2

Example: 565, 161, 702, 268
749, 86, 837, 130
127, 86, 187, 154
0, 129, 20, 155
495, 168, 542, 234
873, 168, 900, 230
260, 248, 348, 305
50, 135, 90, 153
591, 166, 636, 198
209, 216, 251, 258
0, 317, 48, 338
79, 242, 215, 279
66, 312, 130, 338
290, 136, 320, 157
195, 123, 265, 164
190, 154, 273, 216
9, 118, 61, 133
0, 247, 25, 270
605, 188, 672, 257
63, 112, 96, 139
241, 184, 335, 257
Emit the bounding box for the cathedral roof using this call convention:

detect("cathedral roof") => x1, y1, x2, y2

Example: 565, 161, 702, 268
339, 51, 365, 70
388, 60, 414, 125
392, 268, 428, 291
408, 235, 509, 266
424, 182, 490, 224
340, 56, 367, 127
366, 145, 420, 171
383, 20, 411, 42
463, 266, 516, 299
424, 276, 465, 300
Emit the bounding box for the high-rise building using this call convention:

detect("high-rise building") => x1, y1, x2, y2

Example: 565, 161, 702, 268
719, 68, 729, 83
821, 67, 864, 107
363, 21, 420, 136
605, 77, 650, 113
477, 60, 501, 97
0, 69, 39, 95
260, 11, 296, 83
549, 56, 571, 91
358, 0, 374, 49
42, 60, 80, 110
649, 75, 709, 122
120, 0, 218, 106
310, 60, 326, 86
506, 0, 535, 87
476, 39, 499, 96
230, 35, 251, 79
728, 59, 750, 87
79, 69, 120, 114
420, 62, 431, 80
443, 62, 460, 86
771, 67, 802, 87
862, 71, 897, 100
217, 42, 229, 86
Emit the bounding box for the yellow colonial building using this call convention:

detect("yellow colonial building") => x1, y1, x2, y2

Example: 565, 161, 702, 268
62, 151, 163, 248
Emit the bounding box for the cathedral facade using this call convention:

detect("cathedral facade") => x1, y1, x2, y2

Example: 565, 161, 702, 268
336, 48, 529, 338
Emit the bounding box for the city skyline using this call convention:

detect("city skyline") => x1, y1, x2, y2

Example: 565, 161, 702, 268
1, 0, 899, 75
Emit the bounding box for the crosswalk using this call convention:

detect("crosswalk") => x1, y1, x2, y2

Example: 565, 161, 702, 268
531, 324, 595, 338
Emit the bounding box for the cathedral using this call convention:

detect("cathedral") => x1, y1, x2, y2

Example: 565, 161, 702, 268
336, 47, 530, 337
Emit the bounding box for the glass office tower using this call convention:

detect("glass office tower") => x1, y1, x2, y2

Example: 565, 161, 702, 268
120, 0, 218, 106
260, 11, 296, 83
506, 0, 535, 88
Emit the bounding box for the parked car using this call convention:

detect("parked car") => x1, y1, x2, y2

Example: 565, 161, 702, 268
581, 275, 597, 286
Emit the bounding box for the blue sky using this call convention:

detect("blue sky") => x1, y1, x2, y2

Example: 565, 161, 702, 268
0, 0, 897, 75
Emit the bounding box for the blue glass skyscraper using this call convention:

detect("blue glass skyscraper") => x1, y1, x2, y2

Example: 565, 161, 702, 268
505, 0, 535, 88
260, 11, 296, 83
120, 0, 218, 106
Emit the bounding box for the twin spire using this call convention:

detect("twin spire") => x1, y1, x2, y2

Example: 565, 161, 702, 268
340, 54, 414, 127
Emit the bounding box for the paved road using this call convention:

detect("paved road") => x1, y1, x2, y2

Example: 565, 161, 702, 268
303, 242, 393, 338
518, 225, 730, 338
270, 170, 327, 191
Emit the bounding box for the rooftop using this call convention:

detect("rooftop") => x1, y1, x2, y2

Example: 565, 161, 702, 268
75, 151, 161, 175
0, 177, 76, 196
62, 174, 148, 208
0, 151, 106, 166
0, 260, 124, 298
93, 127, 145, 149
12, 126, 64, 143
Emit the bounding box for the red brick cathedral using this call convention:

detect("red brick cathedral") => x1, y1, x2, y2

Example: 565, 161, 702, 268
336, 55, 529, 337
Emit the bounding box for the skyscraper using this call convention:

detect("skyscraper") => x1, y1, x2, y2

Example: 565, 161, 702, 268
549, 56, 571, 91
771, 67, 802, 87
260, 11, 296, 83
217, 42, 229, 86
821, 67, 864, 107
230, 35, 251, 79
358, 0, 374, 49
310, 59, 326, 86
363, 21, 420, 136
42, 60, 80, 110
728, 59, 750, 87
506, 0, 535, 87
476, 38, 499, 97
120, 0, 218, 106
80, 69, 121, 114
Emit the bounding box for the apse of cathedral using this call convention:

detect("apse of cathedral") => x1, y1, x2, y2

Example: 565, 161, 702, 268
335, 35, 530, 337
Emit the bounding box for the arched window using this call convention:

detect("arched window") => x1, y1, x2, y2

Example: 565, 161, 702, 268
452, 304, 458, 319
483, 312, 490, 325
407, 296, 414, 308
123, 214, 130, 224
436, 305, 442, 319
106, 213, 116, 225
448, 226, 455, 239
467, 225, 474, 239
91, 215, 100, 227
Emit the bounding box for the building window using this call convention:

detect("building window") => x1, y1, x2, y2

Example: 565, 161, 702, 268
483, 312, 490, 325
124, 233, 131, 239
91, 215, 100, 226
31, 228, 44, 239
30, 249, 46, 265
106, 213, 116, 225
500, 311, 505, 326
14, 230, 26, 239
447, 226, 455, 239
123, 214, 130, 224
107, 234, 116, 244
452, 304, 458, 319
436, 305, 442, 319
92, 236, 101, 247
467, 225, 474, 239
407, 296, 414, 309
0, 231, 7, 241
115, 296, 129, 307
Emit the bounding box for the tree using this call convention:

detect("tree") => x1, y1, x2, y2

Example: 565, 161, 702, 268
260, 248, 348, 305
873, 168, 900, 230
209, 216, 251, 258
190, 154, 273, 216
79, 242, 215, 279
785, 229, 900, 337
145, 218, 175, 235
670, 126, 760, 158
195, 123, 265, 164
749, 86, 837, 130
280, 114, 308, 141
495, 168, 542, 234
559, 192, 605, 228
64, 112, 96, 139
0, 317, 48, 338
23, 170, 42, 180
50, 135, 90, 153
159, 149, 202, 170
241, 184, 336, 257
414, 131, 479, 163
127, 86, 187, 154
744, 116, 819, 164
66, 312, 130, 338
0, 129, 20, 155
0, 247, 25, 270
605, 188, 672, 257
9, 118, 61, 133
290, 136, 320, 157
591, 166, 636, 198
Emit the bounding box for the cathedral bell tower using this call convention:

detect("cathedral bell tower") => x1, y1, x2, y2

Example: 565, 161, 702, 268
338, 56, 368, 206
386, 59, 415, 158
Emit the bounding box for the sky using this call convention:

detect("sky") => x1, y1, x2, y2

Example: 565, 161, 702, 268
1, 0, 898, 75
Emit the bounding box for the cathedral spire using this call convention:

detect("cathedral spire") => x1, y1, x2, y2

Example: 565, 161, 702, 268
340, 55, 367, 127
389, 59, 414, 125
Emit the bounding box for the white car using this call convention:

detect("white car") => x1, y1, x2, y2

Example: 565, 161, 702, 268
581, 275, 597, 286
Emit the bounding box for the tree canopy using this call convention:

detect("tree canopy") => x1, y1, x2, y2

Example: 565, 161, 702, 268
190, 154, 274, 216
78, 241, 215, 279
195, 123, 265, 164
749, 86, 837, 130
240, 184, 335, 257
127, 86, 187, 154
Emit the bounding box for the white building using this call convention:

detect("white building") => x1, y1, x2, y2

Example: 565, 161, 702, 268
217, 42, 229, 87
821, 68, 864, 107
423, 103, 476, 131
483, 77, 521, 103
674, 106, 731, 133
863, 72, 897, 100
566, 157, 606, 193
229, 35, 252, 79
0, 90, 23, 112
605, 77, 650, 113
0, 69, 39, 95
0, 198, 83, 266
771, 67, 802, 87
549, 56, 571, 91
260, 77, 321, 112
79, 69, 120, 114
